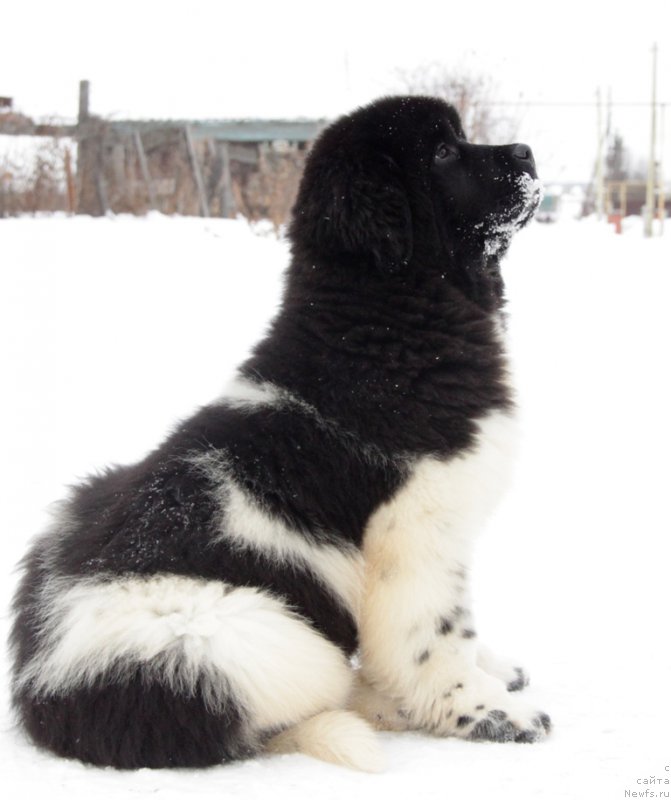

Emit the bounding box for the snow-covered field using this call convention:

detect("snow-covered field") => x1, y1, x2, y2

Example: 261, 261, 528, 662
1, 213, 670, 799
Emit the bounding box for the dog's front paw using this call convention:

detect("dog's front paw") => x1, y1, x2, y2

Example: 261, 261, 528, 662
441, 671, 550, 744
504, 666, 529, 693
477, 645, 530, 692
467, 708, 551, 743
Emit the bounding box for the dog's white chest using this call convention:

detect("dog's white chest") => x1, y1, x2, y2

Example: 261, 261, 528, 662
362, 410, 519, 573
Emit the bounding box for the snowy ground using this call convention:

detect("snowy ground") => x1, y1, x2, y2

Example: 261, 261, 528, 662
1, 213, 670, 799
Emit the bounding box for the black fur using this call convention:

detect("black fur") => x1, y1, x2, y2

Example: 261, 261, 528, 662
507, 667, 529, 693
438, 617, 454, 635
9, 95, 539, 769
17, 670, 251, 769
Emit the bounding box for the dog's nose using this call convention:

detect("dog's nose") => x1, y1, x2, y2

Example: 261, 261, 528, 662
509, 143, 536, 177
511, 143, 534, 164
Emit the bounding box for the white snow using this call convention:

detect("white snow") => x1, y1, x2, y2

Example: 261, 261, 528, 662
483, 174, 544, 255
1, 213, 670, 799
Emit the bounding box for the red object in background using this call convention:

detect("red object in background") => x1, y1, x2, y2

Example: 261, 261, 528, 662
607, 213, 623, 234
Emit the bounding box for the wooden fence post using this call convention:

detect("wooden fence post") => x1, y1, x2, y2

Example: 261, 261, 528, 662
134, 130, 157, 211
95, 170, 110, 215
75, 79, 107, 216
221, 141, 235, 218
184, 126, 209, 217
78, 80, 90, 123
64, 147, 76, 214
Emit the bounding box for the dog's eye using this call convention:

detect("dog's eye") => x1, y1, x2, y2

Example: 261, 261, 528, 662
435, 143, 458, 162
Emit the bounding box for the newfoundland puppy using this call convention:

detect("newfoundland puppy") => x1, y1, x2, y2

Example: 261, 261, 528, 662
10, 96, 548, 772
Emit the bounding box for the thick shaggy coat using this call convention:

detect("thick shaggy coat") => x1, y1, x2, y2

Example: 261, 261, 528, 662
10, 96, 549, 771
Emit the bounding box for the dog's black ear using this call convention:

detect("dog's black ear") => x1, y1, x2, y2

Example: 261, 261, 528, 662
291, 148, 413, 274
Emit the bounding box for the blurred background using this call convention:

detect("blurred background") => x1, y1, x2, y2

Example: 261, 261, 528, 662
1, 0, 669, 231
2, 3, 671, 796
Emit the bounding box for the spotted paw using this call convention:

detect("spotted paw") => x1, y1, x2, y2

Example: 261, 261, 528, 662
467, 708, 551, 743
477, 645, 530, 692
442, 670, 550, 743
505, 666, 529, 693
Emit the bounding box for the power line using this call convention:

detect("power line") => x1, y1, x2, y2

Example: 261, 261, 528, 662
482, 101, 671, 108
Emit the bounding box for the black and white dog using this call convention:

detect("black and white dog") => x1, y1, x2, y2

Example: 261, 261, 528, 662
10, 96, 549, 772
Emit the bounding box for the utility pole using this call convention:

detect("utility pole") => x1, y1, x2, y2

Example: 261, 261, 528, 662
644, 44, 658, 237
78, 79, 90, 123
596, 88, 605, 221
658, 104, 666, 235
594, 89, 604, 222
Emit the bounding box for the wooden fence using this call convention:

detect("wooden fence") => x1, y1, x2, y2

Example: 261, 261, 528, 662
0, 81, 326, 224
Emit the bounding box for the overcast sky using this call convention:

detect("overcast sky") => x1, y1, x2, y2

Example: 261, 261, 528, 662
2, 0, 669, 182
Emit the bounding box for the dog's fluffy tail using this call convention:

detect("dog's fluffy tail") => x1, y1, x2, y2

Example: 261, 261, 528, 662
265, 710, 384, 773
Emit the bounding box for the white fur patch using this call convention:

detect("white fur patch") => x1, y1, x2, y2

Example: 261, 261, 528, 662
189, 451, 364, 621
224, 481, 364, 620
359, 410, 519, 703
353, 410, 549, 738
221, 375, 284, 409
220, 374, 319, 419
18, 575, 352, 729
265, 709, 385, 773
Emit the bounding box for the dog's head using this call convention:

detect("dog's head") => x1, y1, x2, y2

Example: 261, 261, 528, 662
290, 96, 541, 307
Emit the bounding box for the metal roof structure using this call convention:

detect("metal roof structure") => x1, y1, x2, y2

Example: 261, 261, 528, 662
108, 118, 328, 143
